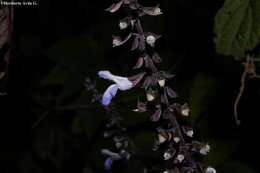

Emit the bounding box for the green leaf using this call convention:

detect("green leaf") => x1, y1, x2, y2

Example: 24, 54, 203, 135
214, 0, 260, 58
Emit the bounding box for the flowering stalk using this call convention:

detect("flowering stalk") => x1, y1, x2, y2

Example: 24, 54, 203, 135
98, 0, 216, 172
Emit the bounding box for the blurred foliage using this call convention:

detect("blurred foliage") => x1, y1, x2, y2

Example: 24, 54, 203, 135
1, 0, 260, 173
43, 35, 103, 100
188, 73, 219, 124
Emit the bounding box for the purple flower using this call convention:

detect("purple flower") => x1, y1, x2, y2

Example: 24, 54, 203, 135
98, 71, 133, 106
104, 157, 114, 171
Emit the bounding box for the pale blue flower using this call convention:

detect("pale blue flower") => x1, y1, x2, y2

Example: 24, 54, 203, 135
98, 71, 133, 106
104, 157, 114, 171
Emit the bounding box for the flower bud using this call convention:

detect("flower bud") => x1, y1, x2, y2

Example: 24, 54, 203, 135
158, 134, 167, 144
119, 21, 128, 29
186, 130, 194, 137
163, 148, 176, 160
146, 91, 155, 101
146, 35, 156, 47
181, 103, 190, 116
173, 137, 180, 143
154, 7, 162, 15
200, 144, 210, 155
158, 79, 166, 87
115, 142, 122, 149
205, 167, 216, 173
176, 154, 185, 163
113, 38, 121, 47
163, 152, 172, 160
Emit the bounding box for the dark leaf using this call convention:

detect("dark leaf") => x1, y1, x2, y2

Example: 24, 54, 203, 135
162, 109, 171, 119
133, 57, 144, 69
128, 72, 146, 87
105, 0, 124, 13
135, 100, 147, 112
165, 86, 178, 98
151, 108, 162, 122
142, 76, 152, 89
161, 93, 169, 105
137, 10, 146, 17
135, 19, 143, 33
129, 2, 141, 10
131, 36, 139, 51
168, 103, 180, 112
144, 56, 157, 71
161, 71, 175, 79
138, 37, 146, 50
152, 52, 162, 63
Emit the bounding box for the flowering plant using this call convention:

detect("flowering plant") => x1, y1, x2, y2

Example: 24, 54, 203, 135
95, 0, 216, 172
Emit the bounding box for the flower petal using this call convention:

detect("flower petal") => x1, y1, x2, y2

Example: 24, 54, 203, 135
113, 77, 133, 91
98, 70, 133, 91
101, 149, 122, 160
101, 84, 118, 106
98, 70, 113, 80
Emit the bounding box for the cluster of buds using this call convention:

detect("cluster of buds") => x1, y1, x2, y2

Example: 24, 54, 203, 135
85, 78, 133, 171
97, 0, 216, 172
101, 105, 134, 171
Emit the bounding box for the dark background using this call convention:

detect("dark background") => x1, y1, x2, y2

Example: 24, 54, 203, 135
1, 0, 260, 172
